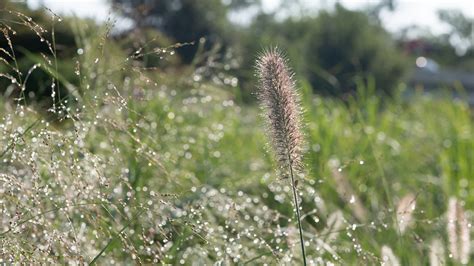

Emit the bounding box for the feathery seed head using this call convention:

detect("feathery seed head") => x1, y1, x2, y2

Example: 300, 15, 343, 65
447, 197, 471, 264
429, 239, 446, 266
396, 193, 416, 234
381, 245, 400, 266
256, 48, 304, 174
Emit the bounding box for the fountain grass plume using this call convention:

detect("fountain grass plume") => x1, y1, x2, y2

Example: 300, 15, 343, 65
256, 48, 304, 174
381, 245, 401, 266
429, 239, 446, 266
256, 48, 306, 265
447, 197, 470, 264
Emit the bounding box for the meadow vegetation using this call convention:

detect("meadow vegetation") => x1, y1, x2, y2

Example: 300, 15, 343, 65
0, 3, 473, 265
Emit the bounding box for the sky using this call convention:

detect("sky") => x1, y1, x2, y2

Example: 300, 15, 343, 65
26, 0, 474, 35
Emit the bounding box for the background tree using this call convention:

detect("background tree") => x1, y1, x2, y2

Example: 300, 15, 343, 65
396, 10, 474, 72
237, 4, 408, 98
110, 0, 258, 63
438, 9, 474, 55
303, 5, 407, 96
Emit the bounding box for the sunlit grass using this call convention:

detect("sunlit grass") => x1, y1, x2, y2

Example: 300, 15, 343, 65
0, 8, 472, 265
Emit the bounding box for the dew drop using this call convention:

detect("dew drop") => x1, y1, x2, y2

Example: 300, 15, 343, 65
349, 195, 355, 204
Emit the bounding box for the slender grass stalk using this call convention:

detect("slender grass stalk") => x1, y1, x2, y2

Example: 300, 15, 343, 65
288, 154, 307, 265
256, 48, 306, 265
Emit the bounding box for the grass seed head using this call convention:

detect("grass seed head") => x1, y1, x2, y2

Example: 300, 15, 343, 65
256, 48, 304, 175
447, 197, 470, 264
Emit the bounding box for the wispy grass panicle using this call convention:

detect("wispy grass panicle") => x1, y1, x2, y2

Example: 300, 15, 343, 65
447, 197, 471, 265
256, 48, 307, 265
381, 245, 400, 266
396, 193, 416, 234
330, 166, 368, 223
256, 48, 304, 174
429, 239, 446, 266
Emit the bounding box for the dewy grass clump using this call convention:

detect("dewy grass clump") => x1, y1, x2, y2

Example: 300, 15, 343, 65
256, 48, 307, 264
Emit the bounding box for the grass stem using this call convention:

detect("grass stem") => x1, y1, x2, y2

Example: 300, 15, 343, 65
288, 155, 307, 265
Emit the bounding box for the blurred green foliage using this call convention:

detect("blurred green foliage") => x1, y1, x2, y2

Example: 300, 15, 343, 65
110, 0, 254, 63
303, 6, 408, 97
6, 0, 474, 102
238, 6, 409, 99
110, 1, 409, 99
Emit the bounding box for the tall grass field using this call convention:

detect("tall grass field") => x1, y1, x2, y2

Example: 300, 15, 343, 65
0, 8, 473, 265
